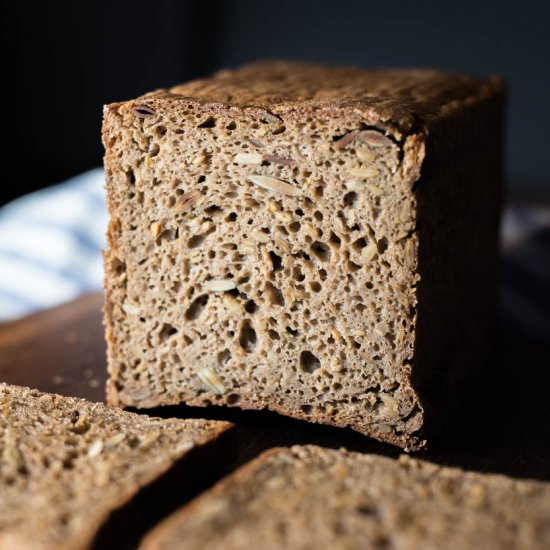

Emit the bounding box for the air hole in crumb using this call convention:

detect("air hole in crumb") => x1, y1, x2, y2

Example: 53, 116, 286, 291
197, 175, 206, 183
154, 125, 167, 137
295, 208, 304, 217
300, 404, 313, 415
286, 327, 299, 337
329, 231, 341, 246
377, 237, 389, 254
226, 393, 241, 404
188, 235, 204, 248
244, 300, 257, 314
269, 251, 283, 271
272, 125, 286, 135
314, 186, 324, 199
126, 169, 136, 185
183, 334, 193, 346
292, 266, 305, 282
149, 143, 160, 157
185, 295, 209, 320
352, 237, 367, 250
197, 116, 216, 128
268, 329, 280, 341
289, 221, 301, 233
217, 349, 231, 366
300, 351, 321, 373
313, 210, 323, 222
310, 281, 322, 292
226, 121, 237, 130
276, 225, 289, 237
348, 260, 361, 272
239, 320, 257, 353
226, 212, 237, 222
204, 205, 222, 216
266, 282, 285, 306
311, 241, 331, 262
159, 323, 177, 342
113, 258, 126, 276
319, 268, 327, 281
344, 192, 358, 207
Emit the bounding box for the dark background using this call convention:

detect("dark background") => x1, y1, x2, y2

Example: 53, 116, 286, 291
3, 0, 549, 206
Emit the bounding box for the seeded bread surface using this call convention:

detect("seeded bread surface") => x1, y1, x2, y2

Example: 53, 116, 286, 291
0, 383, 232, 550
103, 61, 504, 450
141, 445, 550, 550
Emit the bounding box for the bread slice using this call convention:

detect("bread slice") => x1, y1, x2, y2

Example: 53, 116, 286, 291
103, 61, 504, 450
0, 383, 232, 550
141, 445, 550, 550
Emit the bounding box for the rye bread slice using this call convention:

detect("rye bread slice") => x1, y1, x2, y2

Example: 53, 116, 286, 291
141, 445, 550, 550
0, 383, 232, 550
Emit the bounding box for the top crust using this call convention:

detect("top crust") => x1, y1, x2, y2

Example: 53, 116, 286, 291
128, 60, 503, 135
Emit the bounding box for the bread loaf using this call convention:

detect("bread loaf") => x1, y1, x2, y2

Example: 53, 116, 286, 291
0, 383, 232, 550
103, 61, 504, 450
141, 445, 550, 550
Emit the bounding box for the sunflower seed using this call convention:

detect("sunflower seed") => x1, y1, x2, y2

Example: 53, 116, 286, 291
197, 368, 226, 395
247, 175, 302, 196
362, 242, 378, 262
263, 154, 295, 166
133, 105, 156, 117
150, 222, 162, 238
250, 230, 270, 243
358, 130, 393, 147
364, 183, 383, 196
122, 302, 140, 315
333, 130, 358, 150
174, 190, 202, 213
350, 167, 380, 179
204, 279, 237, 292
88, 440, 104, 458
234, 153, 263, 165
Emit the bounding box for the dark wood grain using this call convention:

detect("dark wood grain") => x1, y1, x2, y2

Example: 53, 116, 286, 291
1, 292, 548, 481
0, 293, 107, 402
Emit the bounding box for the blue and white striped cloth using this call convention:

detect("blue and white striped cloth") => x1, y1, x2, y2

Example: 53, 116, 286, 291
0, 170, 548, 341
0, 169, 107, 319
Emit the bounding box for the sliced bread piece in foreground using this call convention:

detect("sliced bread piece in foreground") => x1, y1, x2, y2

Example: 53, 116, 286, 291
0, 383, 233, 550
141, 445, 550, 550
103, 61, 505, 450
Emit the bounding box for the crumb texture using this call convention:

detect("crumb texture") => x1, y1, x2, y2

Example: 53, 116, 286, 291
142, 446, 550, 550
0, 383, 230, 550
103, 61, 503, 450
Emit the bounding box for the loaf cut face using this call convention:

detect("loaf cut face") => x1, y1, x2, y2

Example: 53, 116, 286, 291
0, 383, 232, 550
103, 61, 504, 450
141, 445, 550, 550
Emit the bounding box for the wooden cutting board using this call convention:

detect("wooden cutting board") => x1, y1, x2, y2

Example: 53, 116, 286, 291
1, 292, 549, 480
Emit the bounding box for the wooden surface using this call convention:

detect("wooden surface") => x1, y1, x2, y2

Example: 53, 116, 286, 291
0, 292, 549, 481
